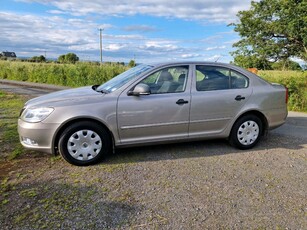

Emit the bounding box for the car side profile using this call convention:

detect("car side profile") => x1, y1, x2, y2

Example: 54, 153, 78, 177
18, 62, 288, 166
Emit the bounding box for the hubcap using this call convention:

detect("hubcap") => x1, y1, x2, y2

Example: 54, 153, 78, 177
237, 120, 259, 146
67, 130, 102, 161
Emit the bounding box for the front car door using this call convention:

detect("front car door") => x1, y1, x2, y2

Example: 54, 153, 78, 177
189, 64, 252, 138
117, 65, 191, 145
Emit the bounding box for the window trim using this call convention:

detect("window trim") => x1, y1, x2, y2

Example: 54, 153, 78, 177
133, 65, 190, 95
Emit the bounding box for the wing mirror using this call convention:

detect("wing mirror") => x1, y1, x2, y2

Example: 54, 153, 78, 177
128, 83, 151, 96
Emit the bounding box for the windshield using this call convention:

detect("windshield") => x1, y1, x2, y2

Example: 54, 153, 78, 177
96, 64, 153, 93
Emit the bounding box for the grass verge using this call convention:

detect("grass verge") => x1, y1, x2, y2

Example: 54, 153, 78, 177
0, 90, 26, 160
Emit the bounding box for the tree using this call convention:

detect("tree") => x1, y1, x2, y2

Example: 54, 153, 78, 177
128, 59, 136, 67
58, 53, 79, 64
58, 54, 66, 63
65, 53, 79, 64
271, 59, 302, 71
30, 55, 46, 62
232, 55, 272, 70
231, 0, 307, 63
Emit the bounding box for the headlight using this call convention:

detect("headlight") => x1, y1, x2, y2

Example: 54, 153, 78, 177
21, 107, 54, 123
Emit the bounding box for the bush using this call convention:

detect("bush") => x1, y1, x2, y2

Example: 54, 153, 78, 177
258, 70, 307, 112
58, 53, 79, 64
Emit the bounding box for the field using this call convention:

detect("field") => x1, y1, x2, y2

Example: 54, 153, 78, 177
0, 60, 128, 87
0, 60, 306, 111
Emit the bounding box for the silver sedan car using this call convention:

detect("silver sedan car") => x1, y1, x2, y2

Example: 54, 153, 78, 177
18, 62, 288, 166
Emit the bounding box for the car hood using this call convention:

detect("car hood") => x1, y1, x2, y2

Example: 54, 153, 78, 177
25, 86, 104, 107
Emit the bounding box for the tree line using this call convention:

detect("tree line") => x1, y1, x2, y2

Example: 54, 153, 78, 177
0, 52, 136, 67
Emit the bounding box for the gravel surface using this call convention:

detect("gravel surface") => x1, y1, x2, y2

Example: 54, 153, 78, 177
0, 80, 306, 229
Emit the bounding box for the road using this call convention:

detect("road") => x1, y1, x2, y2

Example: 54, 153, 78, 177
0, 79, 306, 139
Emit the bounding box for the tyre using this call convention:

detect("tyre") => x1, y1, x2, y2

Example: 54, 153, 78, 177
229, 115, 263, 150
58, 121, 112, 166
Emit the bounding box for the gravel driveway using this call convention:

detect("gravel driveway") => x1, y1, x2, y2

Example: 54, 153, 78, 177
0, 80, 306, 229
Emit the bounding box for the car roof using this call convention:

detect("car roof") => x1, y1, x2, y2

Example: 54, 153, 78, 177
145, 61, 239, 69
145, 61, 248, 73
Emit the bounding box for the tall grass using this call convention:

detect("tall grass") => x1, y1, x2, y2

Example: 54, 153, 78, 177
258, 70, 307, 112
0, 61, 128, 87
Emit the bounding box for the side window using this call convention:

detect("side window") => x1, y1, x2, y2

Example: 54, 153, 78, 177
196, 66, 230, 91
140, 66, 189, 94
230, 71, 249, 89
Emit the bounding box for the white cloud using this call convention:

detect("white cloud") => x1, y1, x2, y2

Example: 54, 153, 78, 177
1, 0, 246, 62
206, 46, 226, 51
0, 12, 98, 56
105, 44, 127, 51
204, 54, 222, 61
122, 25, 157, 33
47, 10, 66, 14
181, 54, 202, 59
0, 11, 191, 62
18, 0, 251, 23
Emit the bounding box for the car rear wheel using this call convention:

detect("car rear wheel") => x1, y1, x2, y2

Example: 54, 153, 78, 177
229, 115, 262, 150
58, 121, 111, 166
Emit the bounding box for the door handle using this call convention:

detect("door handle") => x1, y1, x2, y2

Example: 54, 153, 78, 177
235, 95, 245, 101
176, 99, 189, 105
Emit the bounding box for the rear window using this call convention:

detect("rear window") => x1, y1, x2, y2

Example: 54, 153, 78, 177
196, 65, 249, 91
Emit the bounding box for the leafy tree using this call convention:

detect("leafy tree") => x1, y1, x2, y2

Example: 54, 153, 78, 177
58, 54, 66, 63
128, 59, 136, 67
65, 53, 79, 64
58, 53, 79, 64
271, 59, 302, 71
30, 55, 46, 62
233, 55, 272, 70
231, 0, 307, 63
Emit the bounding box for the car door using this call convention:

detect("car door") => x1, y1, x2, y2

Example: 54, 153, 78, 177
117, 65, 191, 144
189, 64, 252, 138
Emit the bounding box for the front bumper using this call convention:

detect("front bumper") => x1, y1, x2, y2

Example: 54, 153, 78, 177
18, 119, 61, 154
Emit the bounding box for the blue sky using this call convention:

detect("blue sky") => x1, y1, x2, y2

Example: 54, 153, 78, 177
0, 0, 253, 63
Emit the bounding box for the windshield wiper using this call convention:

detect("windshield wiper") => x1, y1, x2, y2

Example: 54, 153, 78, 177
92, 85, 109, 94
98, 89, 109, 94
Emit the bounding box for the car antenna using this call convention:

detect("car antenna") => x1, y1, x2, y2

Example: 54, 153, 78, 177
215, 57, 220, 62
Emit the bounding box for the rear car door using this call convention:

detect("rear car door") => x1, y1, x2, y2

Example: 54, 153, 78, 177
189, 64, 252, 138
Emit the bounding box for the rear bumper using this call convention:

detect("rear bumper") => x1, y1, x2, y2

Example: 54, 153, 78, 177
266, 108, 288, 130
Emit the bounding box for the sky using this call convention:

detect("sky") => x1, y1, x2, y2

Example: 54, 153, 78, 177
0, 0, 253, 63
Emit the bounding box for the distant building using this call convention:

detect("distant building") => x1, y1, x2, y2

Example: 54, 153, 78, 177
0, 51, 17, 58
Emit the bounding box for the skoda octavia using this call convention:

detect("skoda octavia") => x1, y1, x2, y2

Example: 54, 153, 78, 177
18, 62, 288, 166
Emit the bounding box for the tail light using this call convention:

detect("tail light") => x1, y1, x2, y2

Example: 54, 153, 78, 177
285, 87, 288, 104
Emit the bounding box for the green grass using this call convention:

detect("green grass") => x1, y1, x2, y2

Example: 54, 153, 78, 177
0, 60, 129, 87
0, 91, 26, 160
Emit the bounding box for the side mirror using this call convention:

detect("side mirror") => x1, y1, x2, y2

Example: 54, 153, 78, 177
127, 83, 151, 96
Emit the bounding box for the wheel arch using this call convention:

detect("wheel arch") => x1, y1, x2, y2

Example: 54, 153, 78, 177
52, 117, 115, 155
232, 110, 268, 136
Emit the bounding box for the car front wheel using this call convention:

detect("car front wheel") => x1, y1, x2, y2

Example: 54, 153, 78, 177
229, 115, 263, 150
58, 121, 111, 166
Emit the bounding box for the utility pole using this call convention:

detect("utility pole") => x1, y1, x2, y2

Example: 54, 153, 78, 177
99, 28, 104, 64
